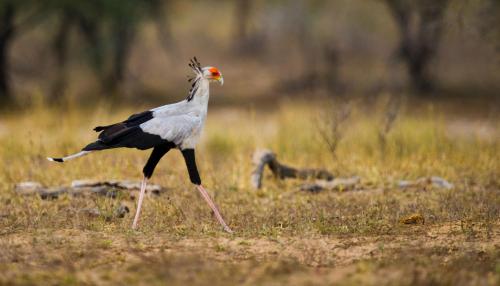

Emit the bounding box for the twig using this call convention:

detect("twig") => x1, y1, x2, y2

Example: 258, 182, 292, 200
316, 100, 351, 158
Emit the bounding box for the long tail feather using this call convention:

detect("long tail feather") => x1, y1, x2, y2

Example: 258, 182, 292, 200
47, 151, 91, 163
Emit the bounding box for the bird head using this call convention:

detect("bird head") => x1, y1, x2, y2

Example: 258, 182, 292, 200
188, 57, 223, 85
202, 66, 223, 85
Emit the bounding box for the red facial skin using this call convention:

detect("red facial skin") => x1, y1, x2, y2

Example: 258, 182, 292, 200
208, 67, 220, 78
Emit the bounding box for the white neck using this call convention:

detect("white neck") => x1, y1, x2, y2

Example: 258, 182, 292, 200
189, 78, 210, 107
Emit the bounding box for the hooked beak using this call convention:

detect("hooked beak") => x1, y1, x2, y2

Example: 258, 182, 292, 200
218, 75, 224, 86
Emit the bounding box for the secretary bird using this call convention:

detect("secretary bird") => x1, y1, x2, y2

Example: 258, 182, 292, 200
47, 57, 232, 233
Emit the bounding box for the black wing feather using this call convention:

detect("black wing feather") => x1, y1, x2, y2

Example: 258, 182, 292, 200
94, 111, 153, 136
85, 110, 163, 151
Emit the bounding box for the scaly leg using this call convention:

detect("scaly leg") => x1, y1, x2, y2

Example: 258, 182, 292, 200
132, 176, 148, 230
196, 185, 233, 233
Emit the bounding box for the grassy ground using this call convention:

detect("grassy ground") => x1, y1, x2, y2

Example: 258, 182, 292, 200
0, 98, 498, 285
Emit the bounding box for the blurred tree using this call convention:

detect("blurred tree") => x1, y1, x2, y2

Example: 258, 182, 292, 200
50, 8, 73, 102
0, 0, 42, 103
102, 0, 138, 95
232, 0, 266, 54
278, 0, 342, 94
481, 0, 500, 63
45, 0, 170, 100
291, 0, 318, 89
234, 0, 251, 45
148, 0, 175, 53
323, 43, 341, 93
384, 0, 449, 93
44, 1, 104, 101
0, 1, 16, 103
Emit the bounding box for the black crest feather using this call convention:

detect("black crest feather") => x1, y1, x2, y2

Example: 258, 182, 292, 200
187, 57, 202, 101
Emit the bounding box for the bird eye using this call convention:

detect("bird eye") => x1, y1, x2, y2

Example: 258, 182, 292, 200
211, 72, 219, 76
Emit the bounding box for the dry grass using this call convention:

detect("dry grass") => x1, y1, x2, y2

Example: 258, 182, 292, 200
0, 98, 499, 285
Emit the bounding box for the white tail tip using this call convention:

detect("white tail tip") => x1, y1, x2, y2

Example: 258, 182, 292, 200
46, 151, 91, 163
47, 157, 64, 163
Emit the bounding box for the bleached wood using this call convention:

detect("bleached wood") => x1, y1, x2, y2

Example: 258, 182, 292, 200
299, 177, 360, 192
14, 180, 166, 200
251, 149, 334, 189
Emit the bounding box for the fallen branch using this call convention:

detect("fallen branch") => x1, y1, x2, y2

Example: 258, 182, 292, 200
249, 149, 453, 194
299, 177, 361, 193
398, 176, 453, 190
14, 180, 166, 200
251, 149, 334, 189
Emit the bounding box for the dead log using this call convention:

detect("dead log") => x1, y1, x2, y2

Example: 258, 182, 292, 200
299, 177, 361, 193
398, 176, 453, 190
251, 149, 334, 189
250, 149, 453, 194
70, 180, 164, 197
14, 182, 67, 200
14, 180, 166, 200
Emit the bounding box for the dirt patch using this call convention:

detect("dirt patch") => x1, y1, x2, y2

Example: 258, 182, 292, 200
1, 224, 498, 285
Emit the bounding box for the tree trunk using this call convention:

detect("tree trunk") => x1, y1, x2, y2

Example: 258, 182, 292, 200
102, 19, 135, 95
413, 0, 448, 92
76, 14, 106, 89
50, 12, 73, 103
385, 0, 448, 93
151, 0, 174, 53
234, 0, 250, 44
0, 3, 16, 103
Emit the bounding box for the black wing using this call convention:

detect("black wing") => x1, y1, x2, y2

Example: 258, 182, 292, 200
93, 111, 153, 133
83, 111, 165, 151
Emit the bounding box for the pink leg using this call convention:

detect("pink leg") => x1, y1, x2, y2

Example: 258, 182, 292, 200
132, 177, 148, 230
196, 185, 233, 233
